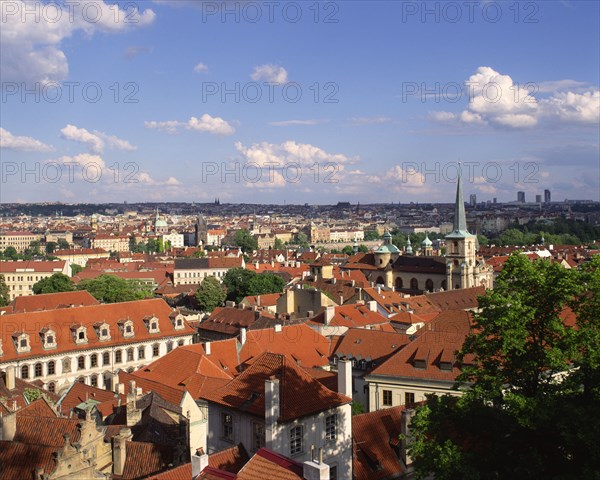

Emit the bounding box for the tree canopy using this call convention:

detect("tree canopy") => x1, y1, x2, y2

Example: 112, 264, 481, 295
408, 253, 600, 479
195, 276, 226, 312
0, 275, 10, 307
77, 274, 153, 303
32, 273, 75, 294
223, 267, 285, 303
233, 229, 258, 254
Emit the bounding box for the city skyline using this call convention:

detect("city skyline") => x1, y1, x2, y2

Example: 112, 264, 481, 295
1, 0, 599, 204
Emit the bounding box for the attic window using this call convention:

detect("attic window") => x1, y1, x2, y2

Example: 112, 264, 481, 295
73, 326, 88, 344
413, 360, 426, 369
14, 333, 31, 353
440, 361, 452, 371
120, 320, 135, 338
41, 329, 57, 349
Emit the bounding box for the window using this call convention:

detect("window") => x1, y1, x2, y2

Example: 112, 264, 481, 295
138, 346, 145, 360
47, 361, 55, 376
410, 278, 419, 290
101, 328, 108, 337
78, 356, 85, 370
20, 339, 27, 348
152, 343, 160, 357
90, 375, 98, 387
78, 331, 85, 340
252, 423, 265, 451
405, 392, 415, 406
178, 340, 184, 347
329, 466, 338, 480
125, 325, 132, 334
127, 348, 134, 362
151, 322, 157, 331
77, 377, 85, 384
90, 354, 98, 368
47, 382, 55, 393
62, 358, 71, 373
103, 352, 110, 366
425, 279, 434, 292
325, 414, 337, 441
115, 350, 122, 363
34, 363, 43, 377
21, 365, 29, 379
290, 425, 304, 456
383, 390, 392, 406
222, 413, 233, 441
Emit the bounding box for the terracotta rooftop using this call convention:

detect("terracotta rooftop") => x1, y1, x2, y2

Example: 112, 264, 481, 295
331, 328, 410, 368
0, 441, 57, 480
202, 352, 351, 422
115, 441, 174, 480
236, 448, 303, 480
9, 290, 99, 314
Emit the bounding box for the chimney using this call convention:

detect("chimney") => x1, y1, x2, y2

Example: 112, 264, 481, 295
204, 341, 211, 355
367, 300, 377, 312
337, 357, 352, 399
112, 427, 132, 476
239, 327, 247, 346
1, 412, 16, 441
303, 446, 330, 480
257, 295, 261, 307
376, 286, 381, 294
306, 310, 314, 318
5, 366, 15, 390
225, 300, 235, 308
331, 277, 336, 285
126, 383, 141, 427
401, 409, 415, 467
324, 306, 335, 325
264, 377, 280, 448
116, 383, 125, 395
192, 448, 209, 477
238, 303, 244, 310
274, 324, 282, 333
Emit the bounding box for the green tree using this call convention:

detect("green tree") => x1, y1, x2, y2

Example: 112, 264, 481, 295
33, 273, 74, 294
0, 275, 10, 307
192, 250, 206, 258
3, 246, 18, 260
23, 388, 42, 403
294, 232, 309, 247
57, 238, 70, 250
70, 264, 84, 276
476, 234, 489, 247
409, 254, 599, 479
195, 276, 226, 312
233, 229, 258, 253
246, 273, 285, 297
358, 244, 369, 253
77, 274, 152, 303
223, 267, 256, 302
45, 241, 57, 254
363, 230, 380, 241
342, 245, 354, 255
29, 240, 41, 255
274, 238, 284, 250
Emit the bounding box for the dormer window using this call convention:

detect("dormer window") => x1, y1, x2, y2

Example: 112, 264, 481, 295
13, 333, 31, 353
440, 361, 453, 371
170, 313, 185, 331
72, 325, 88, 344
118, 319, 135, 338
40, 328, 57, 349
94, 322, 111, 341
144, 316, 160, 334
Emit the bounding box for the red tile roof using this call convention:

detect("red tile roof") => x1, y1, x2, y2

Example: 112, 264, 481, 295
425, 286, 485, 311
0, 298, 194, 362
0, 441, 57, 480
0, 260, 67, 273
14, 416, 80, 447
10, 290, 99, 313
145, 463, 192, 480
58, 381, 125, 414
208, 443, 250, 473
352, 405, 406, 480
236, 448, 303, 480
240, 324, 331, 369
331, 329, 410, 367
116, 441, 174, 480
16, 397, 58, 418
202, 352, 351, 422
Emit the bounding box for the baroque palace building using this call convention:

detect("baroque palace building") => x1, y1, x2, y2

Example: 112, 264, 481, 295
343, 170, 494, 292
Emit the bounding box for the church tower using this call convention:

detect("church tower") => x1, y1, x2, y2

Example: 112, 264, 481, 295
445, 167, 477, 290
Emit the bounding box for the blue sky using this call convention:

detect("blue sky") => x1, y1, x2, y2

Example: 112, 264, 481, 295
1, 0, 599, 204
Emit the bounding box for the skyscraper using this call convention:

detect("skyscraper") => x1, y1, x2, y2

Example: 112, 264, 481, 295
517, 191, 526, 203
536, 194, 542, 203
469, 194, 477, 207
544, 189, 551, 203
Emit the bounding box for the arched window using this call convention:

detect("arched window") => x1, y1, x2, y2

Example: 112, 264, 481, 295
453, 241, 458, 254
47, 361, 55, 376
425, 279, 434, 292
77, 356, 85, 370
127, 348, 134, 362
115, 350, 122, 363
103, 352, 110, 366
77, 377, 85, 384
34, 362, 43, 377
410, 278, 419, 290
90, 354, 98, 368
47, 382, 56, 393
152, 343, 160, 357
441, 280, 447, 290
90, 375, 98, 387
21, 365, 29, 379
395, 277, 403, 290
375, 276, 384, 285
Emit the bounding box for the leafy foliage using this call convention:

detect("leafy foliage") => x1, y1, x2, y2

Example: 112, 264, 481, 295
223, 267, 285, 303
70, 263, 84, 276
195, 276, 226, 312
0, 275, 10, 307
23, 388, 42, 403
233, 229, 258, 254
409, 254, 600, 479
32, 273, 74, 294
77, 274, 153, 303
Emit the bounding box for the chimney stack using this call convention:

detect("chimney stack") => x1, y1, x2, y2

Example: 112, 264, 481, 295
302, 445, 330, 480
337, 357, 352, 399
264, 377, 280, 449
401, 409, 416, 467
367, 300, 377, 312
5, 366, 15, 391
192, 448, 209, 477
204, 341, 211, 355
112, 427, 132, 476
239, 327, 247, 346
1, 412, 16, 441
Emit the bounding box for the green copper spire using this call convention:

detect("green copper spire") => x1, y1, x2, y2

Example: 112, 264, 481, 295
446, 164, 474, 239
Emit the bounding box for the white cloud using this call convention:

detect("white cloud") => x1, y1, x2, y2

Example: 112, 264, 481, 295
251, 64, 288, 83
125, 46, 152, 59
350, 116, 393, 125
187, 114, 235, 135
0, 127, 53, 152
56, 153, 106, 170
145, 115, 235, 136
60, 124, 136, 153
193, 62, 209, 73
429, 66, 599, 129
269, 119, 323, 126
1, 0, 155, 84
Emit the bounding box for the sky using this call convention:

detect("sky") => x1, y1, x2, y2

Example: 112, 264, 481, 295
1, 0, 599, 204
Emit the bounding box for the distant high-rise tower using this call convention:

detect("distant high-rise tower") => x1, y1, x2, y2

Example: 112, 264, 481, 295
536, 194, 542, 203
469, 194, 477, 207
517, 191, 526, 203
544, 189, 551, 203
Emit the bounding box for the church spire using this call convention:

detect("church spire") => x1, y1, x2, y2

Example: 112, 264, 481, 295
453, 164, 468, 234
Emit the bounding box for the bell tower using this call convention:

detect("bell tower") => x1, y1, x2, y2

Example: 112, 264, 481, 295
445, 166, 477, 290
